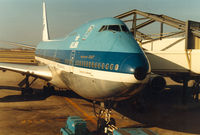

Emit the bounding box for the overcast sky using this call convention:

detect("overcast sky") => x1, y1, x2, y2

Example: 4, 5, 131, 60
0, 0, 199, 48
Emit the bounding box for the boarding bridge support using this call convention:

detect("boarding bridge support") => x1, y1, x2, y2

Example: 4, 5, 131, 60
182, 78, 188, 105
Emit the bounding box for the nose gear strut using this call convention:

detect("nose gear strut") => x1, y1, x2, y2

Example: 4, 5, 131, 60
93, 101, 117, 134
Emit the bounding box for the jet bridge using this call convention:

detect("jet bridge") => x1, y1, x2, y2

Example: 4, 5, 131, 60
115, 10, 200, 78
115, 10, 200, 104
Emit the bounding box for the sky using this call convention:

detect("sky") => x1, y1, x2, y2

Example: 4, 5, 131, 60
0, 0, 199, 48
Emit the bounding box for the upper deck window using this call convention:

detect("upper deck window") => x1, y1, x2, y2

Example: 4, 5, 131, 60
121, 25, 129, 32
108, 25, 120, 32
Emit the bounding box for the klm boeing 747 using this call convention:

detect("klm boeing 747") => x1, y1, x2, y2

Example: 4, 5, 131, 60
0, 2, 150, 133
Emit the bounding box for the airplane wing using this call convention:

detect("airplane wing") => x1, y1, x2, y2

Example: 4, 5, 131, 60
0, 63, 52, 81
0, 41, 51, 80
0, 40, 36, 49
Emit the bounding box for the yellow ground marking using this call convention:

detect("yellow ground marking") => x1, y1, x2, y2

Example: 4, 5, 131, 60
20, 119, 66, 125
20, 120, 26, 124
64, 97, 97, 125
20, 120, 45, 124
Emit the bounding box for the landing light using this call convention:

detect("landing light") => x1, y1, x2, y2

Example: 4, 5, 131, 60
130, 68, 134, 72
134, 67, 147, 80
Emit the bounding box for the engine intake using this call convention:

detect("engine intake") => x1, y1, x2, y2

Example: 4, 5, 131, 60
149, 75, 166, 91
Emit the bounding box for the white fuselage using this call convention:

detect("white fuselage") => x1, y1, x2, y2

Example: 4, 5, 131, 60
36, 56, 150, 101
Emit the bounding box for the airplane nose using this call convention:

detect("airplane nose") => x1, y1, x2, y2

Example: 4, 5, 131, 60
120, 53, 149, 81
134, 67, 147, 80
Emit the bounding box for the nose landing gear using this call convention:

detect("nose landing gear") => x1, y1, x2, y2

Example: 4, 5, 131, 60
93, 101, 117, 134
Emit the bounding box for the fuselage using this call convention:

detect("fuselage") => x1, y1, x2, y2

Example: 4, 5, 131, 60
35, 18, 151, 101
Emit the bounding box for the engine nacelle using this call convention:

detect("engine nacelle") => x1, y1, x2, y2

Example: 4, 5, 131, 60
170, 76, 183, 83
148, 75, 166, 92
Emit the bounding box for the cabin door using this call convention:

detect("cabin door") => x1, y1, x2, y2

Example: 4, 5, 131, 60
70, 50, 76, 73
70, 50, 76, 65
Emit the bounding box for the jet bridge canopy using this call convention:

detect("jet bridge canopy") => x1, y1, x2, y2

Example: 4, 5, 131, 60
115, 9, 200, 49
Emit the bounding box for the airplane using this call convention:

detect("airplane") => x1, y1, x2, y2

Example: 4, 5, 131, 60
0, 2, 151, 133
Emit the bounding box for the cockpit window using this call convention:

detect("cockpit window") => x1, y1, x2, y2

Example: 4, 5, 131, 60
99, 25, 107, 32
108, 25, 121, 32
99, 25, 129, 32
121, 25, 129, 32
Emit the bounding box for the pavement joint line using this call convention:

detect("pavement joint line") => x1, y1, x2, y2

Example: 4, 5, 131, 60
64, 97, 97, 125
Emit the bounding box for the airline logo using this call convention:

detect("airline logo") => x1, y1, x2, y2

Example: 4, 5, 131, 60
70, 35, 80, 48
82, 25, 94, 40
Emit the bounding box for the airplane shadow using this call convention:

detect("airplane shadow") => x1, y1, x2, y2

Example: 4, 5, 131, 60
115, 85, 200, 134
0, 94, 49, 102
0, 85, 85, 103
54, 90, 84, 99
0, 86, 21, 91
0, 86, 50, 102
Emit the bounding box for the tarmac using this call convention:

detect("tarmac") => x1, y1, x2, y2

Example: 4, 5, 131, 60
0, 50, 200, 135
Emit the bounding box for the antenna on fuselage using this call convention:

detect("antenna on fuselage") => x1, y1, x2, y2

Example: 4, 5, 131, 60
42, 1, 50, 41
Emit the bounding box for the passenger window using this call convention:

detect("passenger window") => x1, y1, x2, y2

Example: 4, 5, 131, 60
99, 25, 107, 32
98, 63, 101, 69
105, 63, 109, 70
86, 61, 88, 67
102, 63, 105, 69
121, 25, 129, 32
92, 62, 95, 68
110, 64, 114, 70
115, 64, 119, 71
89, 62, 91, 68
95, 62, 98, 68
108, 25, 120, 32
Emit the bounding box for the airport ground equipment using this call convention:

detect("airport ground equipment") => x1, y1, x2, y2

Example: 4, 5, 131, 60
94, 101, 117, 134
115, 10, 200, 104
60, 116, 88, 135
61, 116, 158, 135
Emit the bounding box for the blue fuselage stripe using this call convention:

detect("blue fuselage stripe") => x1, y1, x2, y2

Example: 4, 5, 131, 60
36, 49, 149, 74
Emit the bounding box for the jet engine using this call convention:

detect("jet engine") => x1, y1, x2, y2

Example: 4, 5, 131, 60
148, 75, 166, 92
